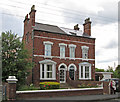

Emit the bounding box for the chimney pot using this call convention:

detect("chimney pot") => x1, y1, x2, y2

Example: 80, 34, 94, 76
31, 5, 35, 11
25, 14, 28, 19
74, 24, 79, 30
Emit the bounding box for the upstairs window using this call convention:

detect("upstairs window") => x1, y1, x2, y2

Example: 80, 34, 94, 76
60, 46, 65, 58
81, 46, 89, 59
59, 43, 67, 58
69, 44, 76, 58
45, 44, 51, 56
43, 41, 53, 57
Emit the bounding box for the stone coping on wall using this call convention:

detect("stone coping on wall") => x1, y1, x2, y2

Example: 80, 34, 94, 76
16, 87, 103, 93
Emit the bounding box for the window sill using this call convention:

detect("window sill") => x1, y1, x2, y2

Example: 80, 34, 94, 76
79, 78, 91, 80
40, 78, 56, 80
44, 56, 53, 59
69, 58, 75, 60
60, 57, 66, 60
82, 58, 88, 61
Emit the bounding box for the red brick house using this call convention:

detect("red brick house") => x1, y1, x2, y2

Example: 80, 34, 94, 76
23, 5, 95, 86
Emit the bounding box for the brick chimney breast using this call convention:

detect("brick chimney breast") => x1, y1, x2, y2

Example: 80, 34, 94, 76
29, 5, 36, 26
83, 18, 92, 36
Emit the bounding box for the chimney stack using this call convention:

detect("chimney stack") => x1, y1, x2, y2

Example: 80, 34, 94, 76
83, 18, 91, 36
29, 5, 36, 26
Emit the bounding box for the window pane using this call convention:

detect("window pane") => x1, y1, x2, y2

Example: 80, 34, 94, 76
85, 66, 89, 72
46, 65, 52, 78
49, 72, 52, 78
42, 64, 44, 71
85, 66, 89, 78
60, 46, 65, 57
81, 66, 83, 78
70, 47, 75, 58
47, 65, 52, 71
45, 44, 51, 56
47, 72, 49, 78
47, 72, 52, 78
82, 47, 88, 59
42, 64, 44, 78
42, 72, 44, 78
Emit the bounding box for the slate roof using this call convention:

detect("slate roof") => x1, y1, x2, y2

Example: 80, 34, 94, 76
59, 27, 83, 36
34, 22, 95, 39
34, 22, 66, 34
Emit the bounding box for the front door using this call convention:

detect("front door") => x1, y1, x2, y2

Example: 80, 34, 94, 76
69, 69, 74, 80
59, 68, 66, 83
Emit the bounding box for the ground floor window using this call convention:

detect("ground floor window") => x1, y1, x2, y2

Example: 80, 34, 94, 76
39, 60, 56, 80
79, 62, 91, 79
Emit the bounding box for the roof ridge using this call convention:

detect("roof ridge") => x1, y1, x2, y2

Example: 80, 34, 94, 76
35, 22, 58, 27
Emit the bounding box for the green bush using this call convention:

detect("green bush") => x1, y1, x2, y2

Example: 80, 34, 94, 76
78, 84, 99, 88
18, 84, 40, 91
40, 82, 60, 90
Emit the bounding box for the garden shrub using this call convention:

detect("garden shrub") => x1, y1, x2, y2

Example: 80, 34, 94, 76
40, 82, 60, 90
78, 84, 99, 88
18, 84, 40, 91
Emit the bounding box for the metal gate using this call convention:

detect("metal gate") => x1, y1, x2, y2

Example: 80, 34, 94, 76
1, 85, 7, 100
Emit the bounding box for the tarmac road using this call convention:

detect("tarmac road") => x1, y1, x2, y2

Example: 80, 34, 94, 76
19, 92, 120, 101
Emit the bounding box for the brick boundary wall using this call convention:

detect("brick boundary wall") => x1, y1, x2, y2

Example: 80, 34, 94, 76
67, 80, 103, 88
16, 88, 103, 99
5, 76, 110, 100
103, 81, 110, 94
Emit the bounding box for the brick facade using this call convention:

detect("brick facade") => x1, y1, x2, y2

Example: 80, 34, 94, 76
23, 5, 95, 86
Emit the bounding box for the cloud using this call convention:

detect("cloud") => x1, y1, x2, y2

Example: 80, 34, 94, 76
103, 40, 118, 49
61, 0, 118, 25
97, 57, 118, 63
1, 9, 23, 37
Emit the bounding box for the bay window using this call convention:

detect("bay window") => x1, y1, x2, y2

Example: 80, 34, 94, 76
79, 62, 91, 79
39, 60, 56, 80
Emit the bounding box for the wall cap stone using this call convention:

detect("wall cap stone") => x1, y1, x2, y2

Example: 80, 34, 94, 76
6, 76, 18, 83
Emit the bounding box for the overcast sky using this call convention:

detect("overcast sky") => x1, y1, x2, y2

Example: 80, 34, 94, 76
0, 0, 119, 70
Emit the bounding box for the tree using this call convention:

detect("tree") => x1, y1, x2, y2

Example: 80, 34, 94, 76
2, 31, 33, 89
114, 65, 120, 78
106, 66, 114, 72
95, 68, 105, 72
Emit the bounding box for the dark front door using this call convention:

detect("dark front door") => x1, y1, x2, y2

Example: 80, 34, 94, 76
69, 69, 74, 80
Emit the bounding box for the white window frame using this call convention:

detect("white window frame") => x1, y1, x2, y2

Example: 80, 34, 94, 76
69, 44, 76, 59
81, 46, 89, 59
43, 41, 53, 58
39, 60, 56, 80
79, 62, 91, 80
58, 63, 67, 83
59, 43, 67, 58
